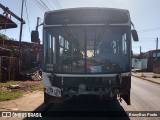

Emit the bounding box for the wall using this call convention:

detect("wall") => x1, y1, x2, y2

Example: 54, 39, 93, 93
132, 58, 147, 70
153, 60, 160, 74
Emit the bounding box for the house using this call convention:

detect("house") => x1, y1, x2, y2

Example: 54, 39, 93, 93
132, 53, 148, 70
142, 50, 160, 72
0, 14, 17, 29
132, 50, 160, 72
0, 38, 43, 81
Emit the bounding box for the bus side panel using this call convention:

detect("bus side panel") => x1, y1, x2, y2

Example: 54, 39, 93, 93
120, 76, 131, 105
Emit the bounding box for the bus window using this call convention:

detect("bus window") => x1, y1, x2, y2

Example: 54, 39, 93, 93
122, 33, 127, 54
44, 32, 55, 64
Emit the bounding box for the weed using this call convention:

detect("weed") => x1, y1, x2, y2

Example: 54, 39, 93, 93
0, 81, 43, 101
152, 75, 158, 78
0, 89, 23, 102
141, 74, 146, 78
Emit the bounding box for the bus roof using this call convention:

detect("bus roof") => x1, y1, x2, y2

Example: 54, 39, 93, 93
44, 7, 131, 26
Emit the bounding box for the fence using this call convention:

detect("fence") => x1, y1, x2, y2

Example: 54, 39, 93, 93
0, 56, 20, 82
153, 59, 160, 74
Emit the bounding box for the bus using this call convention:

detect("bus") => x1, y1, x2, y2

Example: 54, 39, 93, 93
31, 7, 138, 105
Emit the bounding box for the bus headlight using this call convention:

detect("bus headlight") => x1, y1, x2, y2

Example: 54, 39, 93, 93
45, 86, 61, 97
46, 87, 53, 94
54, 89, 61, 96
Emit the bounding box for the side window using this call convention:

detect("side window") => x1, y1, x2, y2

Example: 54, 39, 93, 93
59, 36, 69, 57
111, 32, 128, 55
50, 35, 55, 64
45, 33, 55, 64
65, 40, 69, 50
112, 39, 121, 54
112, 40, 117, 54
122, 33, 127, 54
59, 36, 64, 56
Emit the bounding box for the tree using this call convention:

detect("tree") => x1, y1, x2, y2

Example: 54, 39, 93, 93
0, 33, 9, 40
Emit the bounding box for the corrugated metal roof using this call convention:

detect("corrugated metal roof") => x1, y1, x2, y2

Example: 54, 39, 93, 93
0, 14, 17, 29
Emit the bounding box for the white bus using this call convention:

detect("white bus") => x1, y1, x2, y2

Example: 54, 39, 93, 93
31, 7, 138, 105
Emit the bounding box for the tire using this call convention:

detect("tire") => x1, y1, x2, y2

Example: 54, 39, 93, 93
121, 91, 131, 105
44, 92, 64, 104
44, 91, 52, 104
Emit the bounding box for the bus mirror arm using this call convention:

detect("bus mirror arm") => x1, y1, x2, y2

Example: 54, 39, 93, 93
131, 30, 139, 42
131, 22, 139, 42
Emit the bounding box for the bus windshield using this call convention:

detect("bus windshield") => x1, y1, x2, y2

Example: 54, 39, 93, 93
44, 26, 131, 74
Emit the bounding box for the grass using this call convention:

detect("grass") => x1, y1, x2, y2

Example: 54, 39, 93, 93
0, 80, 43, 102
0, 89, 23, 102
152, 75, 159, 78
26, 83, 43, 92
0, 81, 21, 86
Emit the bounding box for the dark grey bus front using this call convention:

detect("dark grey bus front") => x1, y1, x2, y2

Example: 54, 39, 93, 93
42, 8, 132, 105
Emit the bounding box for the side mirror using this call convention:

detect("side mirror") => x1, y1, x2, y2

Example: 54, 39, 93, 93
131, 30, 139, 41
31, 31, 39, 42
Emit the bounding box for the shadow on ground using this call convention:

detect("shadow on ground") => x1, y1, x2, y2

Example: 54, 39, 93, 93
24, 95, 130, 120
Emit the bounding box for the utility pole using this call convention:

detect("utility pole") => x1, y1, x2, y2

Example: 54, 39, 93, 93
156, 37, 158, 59
19, 0, 25, 72
36, 17, 40, 31
140, 46, 142, 57
35, 17, 43, 32
0, 3, 25, 23
35, 17, 41, 63
19, 0, 25, 43
0, 2, 25, 74
0, 3, 25, 42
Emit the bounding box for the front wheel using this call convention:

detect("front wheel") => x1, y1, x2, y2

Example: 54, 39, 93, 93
120, 91, 131, 105
44, 92, 66, 104
44, 92, 52, 104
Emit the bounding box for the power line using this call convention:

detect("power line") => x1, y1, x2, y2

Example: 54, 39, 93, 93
138, 28, 160, 33
50, 0, 62, 9
33, 0, 46, 12
55, 0, 63, 8
51, 1, 59, 9
138, 38, 157, 43
46, 0, 54, 10
49, 0, 59, 9
139, 38, 157, 40
33, 0, 62, 11
24, 0, 31, 33
35, 0, 50, 12
133, 46, 154, 49
138, 41, 155, 43
39, 0, 51, 11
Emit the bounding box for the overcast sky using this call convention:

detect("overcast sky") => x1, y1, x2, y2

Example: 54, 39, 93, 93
1, 0, 160, 53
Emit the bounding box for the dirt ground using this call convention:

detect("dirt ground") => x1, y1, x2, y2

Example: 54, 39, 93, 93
0, 80, 43, 119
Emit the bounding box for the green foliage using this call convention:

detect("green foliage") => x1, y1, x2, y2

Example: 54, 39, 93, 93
152, 75, 158, 78
27, 84, 43, 92
0, 81, 43, 102
0, 81, 21, 86
0, 89, 23, 102
0, 33, 9, 40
